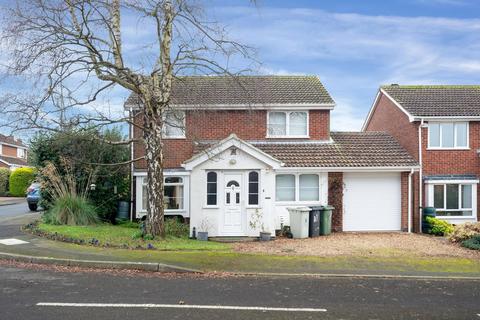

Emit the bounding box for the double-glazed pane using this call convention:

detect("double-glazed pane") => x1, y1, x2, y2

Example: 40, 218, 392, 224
268, 112, 286, 136
165, 111, 184, 137
276, 175, 295, 201
207, 172, 217, 205
456, 123, 468, 147
429, 122, 468, 148
142, 182, 148, 211
441, 123, 454, 148
433, 185, 444, 208
299, 174, 319, 201
446, 184, 459, 209
289, 112, 307, 136
462, 184, 472, 208
248, 171, 259, 205
164, 185, 184, 209
429, 123, 440, 147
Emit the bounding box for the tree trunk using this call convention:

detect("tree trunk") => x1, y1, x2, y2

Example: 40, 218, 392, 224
144, 117, 165, 238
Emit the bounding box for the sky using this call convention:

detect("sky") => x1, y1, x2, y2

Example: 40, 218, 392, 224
205, 0, 480, 130
1, 0, 480, 137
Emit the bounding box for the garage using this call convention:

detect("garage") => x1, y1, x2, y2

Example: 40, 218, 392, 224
343, 172, 401, 232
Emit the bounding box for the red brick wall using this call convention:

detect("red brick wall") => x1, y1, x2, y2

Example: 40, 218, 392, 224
328, 172, 343, 232
1, 145, 17, 158
134, 109, 330, 169
365, 93, 419, 161
400, 172, 410, 232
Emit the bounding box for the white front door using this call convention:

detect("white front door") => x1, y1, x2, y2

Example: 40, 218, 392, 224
223, 173, 244, 235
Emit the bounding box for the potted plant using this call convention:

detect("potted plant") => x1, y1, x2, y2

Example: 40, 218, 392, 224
249, 209, 271, 241
197, 218, 210, 241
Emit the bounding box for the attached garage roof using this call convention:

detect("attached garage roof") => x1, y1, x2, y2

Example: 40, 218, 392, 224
125, 75, 335, 108
193, 132, 419, 169
382, 85, 480, 117
0, 155, 28, 166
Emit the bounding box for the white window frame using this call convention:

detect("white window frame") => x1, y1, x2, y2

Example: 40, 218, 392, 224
246, 171, 261, 208
140, 176, 186, 213
163, 111, 186, 139
205, 171, 218, 208
17, 148, 25, 158
267, 111, 309, 138
275, 173, 321, 203
427, 121, 469, 150
426, 180, 477, 219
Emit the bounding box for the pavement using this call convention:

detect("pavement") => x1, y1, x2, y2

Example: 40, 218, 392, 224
1, 263, 479, 319
1, 202, 480, 278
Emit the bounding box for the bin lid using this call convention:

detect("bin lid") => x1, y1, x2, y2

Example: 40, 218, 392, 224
322, 205, 335, 210
309, 206, 324, 210
287, 206, 312, 212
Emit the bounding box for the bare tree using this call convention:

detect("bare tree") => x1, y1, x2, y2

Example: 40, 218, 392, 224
0, 0, 255, 237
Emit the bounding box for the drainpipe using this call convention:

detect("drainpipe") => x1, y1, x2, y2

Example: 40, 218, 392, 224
408, 168, 414, 233
418, 119, 425, 233
129, 106, 135, 221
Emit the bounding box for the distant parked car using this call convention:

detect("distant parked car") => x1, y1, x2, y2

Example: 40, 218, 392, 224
26, 182, 41, 211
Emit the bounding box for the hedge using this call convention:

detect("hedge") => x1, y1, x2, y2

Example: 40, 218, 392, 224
9, 167, 36, 197
0, 168, 9, 196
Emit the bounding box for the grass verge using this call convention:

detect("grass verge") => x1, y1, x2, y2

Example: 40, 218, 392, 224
31, 222, 231, 251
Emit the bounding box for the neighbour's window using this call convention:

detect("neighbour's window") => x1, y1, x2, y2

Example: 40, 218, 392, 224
432, 183, 473, 216
248, 171, 259, 205
299, 174, 319, 201
428, 122, 468, 148
142, 177, 185, 211
164, 111, 185, 138
206, 172, 217, 205
275, 175, 296, 201
17, 148, 26, 158
267, 111, 308, 137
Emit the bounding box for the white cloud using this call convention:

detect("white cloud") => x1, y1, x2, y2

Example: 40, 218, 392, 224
330, 97, 366, 132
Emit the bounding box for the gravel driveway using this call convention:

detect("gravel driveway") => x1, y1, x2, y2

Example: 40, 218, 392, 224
233, 233, 480, 258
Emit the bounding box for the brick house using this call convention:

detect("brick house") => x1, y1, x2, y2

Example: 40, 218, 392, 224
363, 85, 480, 230
127, 76, 419, 237
0, 134, 28, 170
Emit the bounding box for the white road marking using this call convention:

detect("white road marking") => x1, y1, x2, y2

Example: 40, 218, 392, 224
36, 302, 327, 312
0, 238, 29, 245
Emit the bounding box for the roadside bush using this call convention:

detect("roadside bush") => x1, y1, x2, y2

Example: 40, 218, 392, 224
0, 168, 10, 196
47, 194, 98, 225
9, 167, 35, 197
448, 222, 480, 243
425, 216, 454, 236
462, 235, 480, 251
165, 217, 189, 238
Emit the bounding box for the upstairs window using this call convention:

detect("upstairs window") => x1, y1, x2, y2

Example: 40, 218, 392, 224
267, 111, 308, 137
17, 148, 26, 158
428, 122, 468, 149
164, 111, 185, 138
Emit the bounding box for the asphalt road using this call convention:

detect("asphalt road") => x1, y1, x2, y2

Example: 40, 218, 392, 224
0, 264, 479, 320
0, 201, 31, 219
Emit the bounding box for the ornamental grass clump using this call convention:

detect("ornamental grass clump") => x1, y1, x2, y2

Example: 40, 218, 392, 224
40, 160, 98, 226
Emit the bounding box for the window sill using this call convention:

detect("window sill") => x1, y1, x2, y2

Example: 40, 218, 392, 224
426, 147, 470, 151
203, 206, 219, 209
436, 215, 475, 220
266, 135, 310, 139
163, 136, 186, 140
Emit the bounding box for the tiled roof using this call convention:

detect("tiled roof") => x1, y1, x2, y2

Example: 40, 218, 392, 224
0, 155, 28, 166
125, 75, 335, 107
382, 85, 480, 117
0, 134, 26, 147
194, 132, 419, 168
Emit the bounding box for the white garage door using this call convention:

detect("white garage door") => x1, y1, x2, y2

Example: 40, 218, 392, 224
343, 172, 401, 232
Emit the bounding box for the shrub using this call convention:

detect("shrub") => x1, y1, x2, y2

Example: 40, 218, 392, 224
0, 168, 9, 196
425, 216, 454, 236
448, 222, 480, 243
165, 217, 189, 238
47, 194, 98, 225
462, 235, 480, 251
9, 167, 36, 197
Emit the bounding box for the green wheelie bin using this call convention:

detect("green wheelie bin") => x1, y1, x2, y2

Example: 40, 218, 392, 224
319, 205, 334, 235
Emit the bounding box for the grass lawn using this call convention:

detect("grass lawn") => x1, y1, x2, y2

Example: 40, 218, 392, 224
35, 222, 231, 251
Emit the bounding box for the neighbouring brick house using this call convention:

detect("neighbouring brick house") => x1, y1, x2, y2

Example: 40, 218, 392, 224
363, 85, 480, 231
127, 76, 419, 237
0, 134, 28, 170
